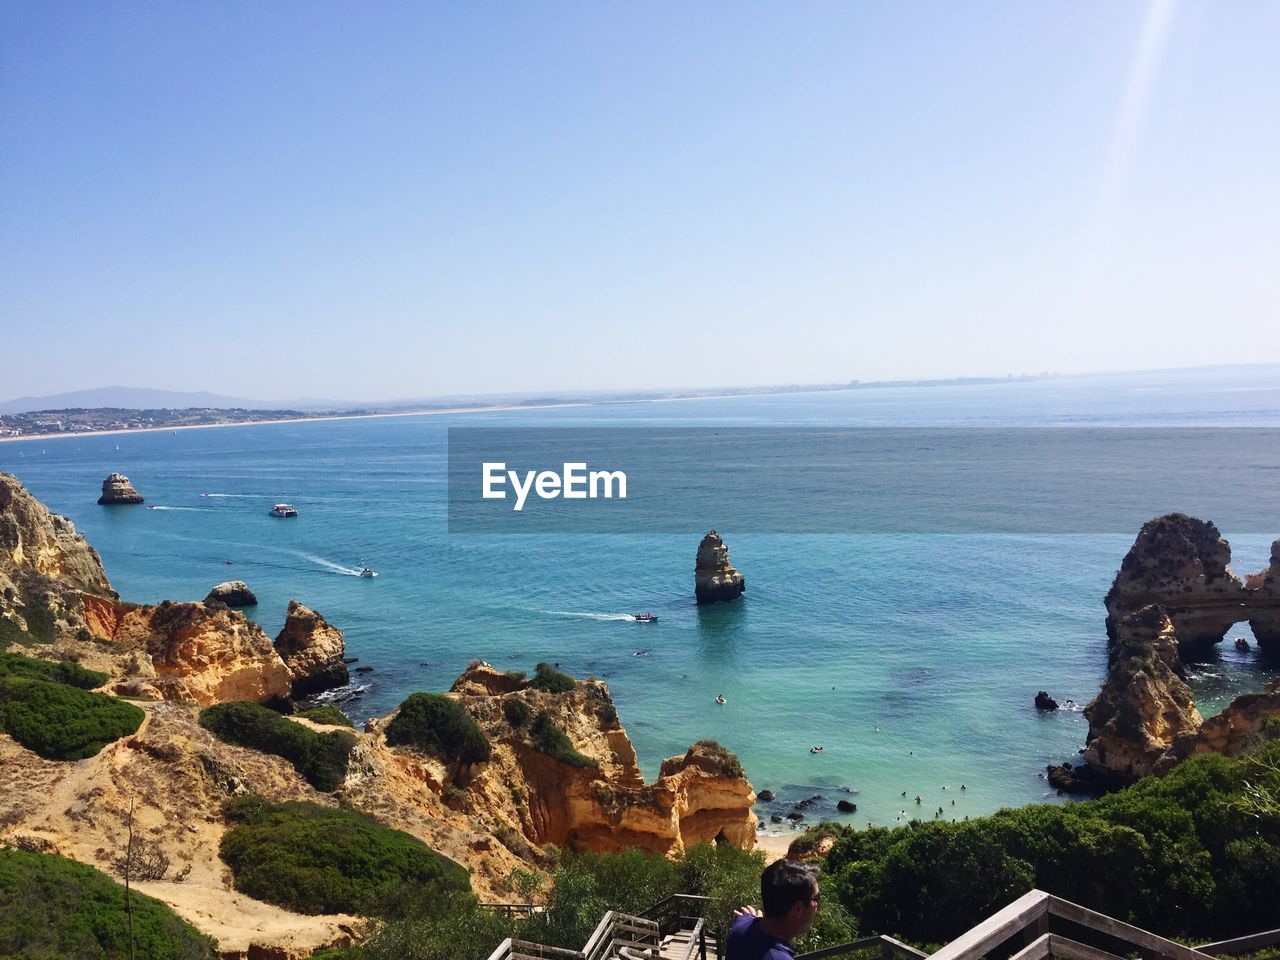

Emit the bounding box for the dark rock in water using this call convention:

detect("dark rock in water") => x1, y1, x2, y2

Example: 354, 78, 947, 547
770, 814, 783, 823
1035, 690, 1059, 711
355, 665, 374, 673
1046, 761, 1101, 795
344, 657, 360, 664
694, 530, 745, 605
794, 798, 815, 810
97, 473, 143, 505
757, 789, 775, 802
786, 811, 805, 821
837, 799, 857, 813
205, 580, 257, 607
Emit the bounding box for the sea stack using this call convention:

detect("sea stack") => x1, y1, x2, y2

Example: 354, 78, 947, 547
97, 472, 144, 505
204, 580, 258, 607
695, 530, 745, 605
273, 599, 350, 697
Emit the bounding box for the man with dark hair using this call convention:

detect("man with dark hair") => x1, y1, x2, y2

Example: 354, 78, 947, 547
726, 860, 821, 960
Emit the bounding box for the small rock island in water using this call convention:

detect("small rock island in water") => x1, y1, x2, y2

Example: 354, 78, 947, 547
96, 472, 143, 505
694, 529, 745, 605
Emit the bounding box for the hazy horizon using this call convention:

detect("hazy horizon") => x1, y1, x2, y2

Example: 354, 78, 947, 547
3, 2, 1278, 400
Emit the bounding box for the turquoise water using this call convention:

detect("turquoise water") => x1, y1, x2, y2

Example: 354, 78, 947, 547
2, 367, 1278, 832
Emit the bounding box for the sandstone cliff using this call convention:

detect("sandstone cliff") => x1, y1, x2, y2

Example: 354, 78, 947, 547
273, 599, 349, 697
1103, 514, 1280, 655
420, 662, 756, 857
80, 595, 293, 706
1, 471, 116, 646
695, 530, 745, 605
1082, 605, 1202, 785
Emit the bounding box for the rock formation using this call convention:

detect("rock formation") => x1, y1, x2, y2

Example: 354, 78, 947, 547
694, 530, 745, 605
1, 472, 116, 646
1245, 539, 1280, 647
273, 600, 349, 697
1081, 605, 1202, 786
204, 580, 258, 607
1103, 514, 1280, 656
427, 661, 757, 855
1034, 691, 1059, 711
80, 595, 292, 706
96, 472, 144, 505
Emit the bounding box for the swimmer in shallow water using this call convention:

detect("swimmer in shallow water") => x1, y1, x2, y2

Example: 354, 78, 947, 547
715, 694, 726, 705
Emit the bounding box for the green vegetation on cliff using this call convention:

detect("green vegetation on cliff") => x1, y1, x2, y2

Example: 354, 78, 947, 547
529, 662, 576, 693
220, 797, 469, 916
384, 692, 491, 764
529, 710, 596, 769
0, 848, 216, 959
0, 651, 108, 689
297, 704, 356, 727
0, 667, 143, 760
199, 700, 356, 791
320, 842, 846, 960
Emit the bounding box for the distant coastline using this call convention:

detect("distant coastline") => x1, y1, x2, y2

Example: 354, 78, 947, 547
0, 401, 588, 444
0, 375, 1064, 443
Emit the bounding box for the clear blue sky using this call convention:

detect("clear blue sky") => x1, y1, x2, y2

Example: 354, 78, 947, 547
2, 2, 1277, 401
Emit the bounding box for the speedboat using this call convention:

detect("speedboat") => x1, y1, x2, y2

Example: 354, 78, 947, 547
269, 503, 298, 518
633, 612, 657, 622
359, 567, 377, 578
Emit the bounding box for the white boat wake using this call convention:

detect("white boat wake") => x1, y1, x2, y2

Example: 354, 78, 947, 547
541, 610, 637, 622
147, 505, 211, 512
293, 552, 365, 577
200, 493, 260, 498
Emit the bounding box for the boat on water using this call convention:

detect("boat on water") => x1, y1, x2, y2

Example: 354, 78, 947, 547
633, 612, 657, 622
359, 567, 377, 578
1235, 637, 1251, 651
268, 503, 298, 517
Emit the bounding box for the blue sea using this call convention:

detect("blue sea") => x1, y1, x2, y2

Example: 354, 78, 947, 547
3, 366, 1278, 832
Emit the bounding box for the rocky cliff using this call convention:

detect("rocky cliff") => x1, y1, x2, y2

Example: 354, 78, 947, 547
420, 662, 756, 856
80, 595, 293, 706
0, 471, 116, 646
1077, 515, 1280, 788
695, 530, 745, 605
1082, 605, 1202, 785
273, 599, 349, 697
1103, 514, 1280, 656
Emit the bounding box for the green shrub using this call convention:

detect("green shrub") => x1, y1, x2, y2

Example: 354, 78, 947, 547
297, 705, 355, 727
503, 698, 533, 728
0, 651, 109, 689
530, 711, 596, 769
385, 692, 491, 764
314, 892, 514, 960
0, 676, 143, 760
199, 701, 356, 791
0, 848, 216, 959
529, 662, 576, 693
823, 742, 1280, 943
219, 798, 469, 915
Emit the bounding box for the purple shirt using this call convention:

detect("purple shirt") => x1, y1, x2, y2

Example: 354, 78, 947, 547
726, 914, 796, 960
